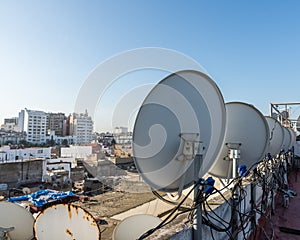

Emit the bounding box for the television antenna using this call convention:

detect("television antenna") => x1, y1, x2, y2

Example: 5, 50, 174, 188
34, 204, 100, 240
133, 70, 226, 239
209, 102, 269, 179
113, 214, 162, 240
0, 201, 34, 240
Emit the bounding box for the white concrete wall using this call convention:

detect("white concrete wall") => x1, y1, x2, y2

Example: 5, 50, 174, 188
61, 145, 92, 158
0, 147, 51, 162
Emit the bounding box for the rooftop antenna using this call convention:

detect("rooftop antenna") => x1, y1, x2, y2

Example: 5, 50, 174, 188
112, 214, 162, 240
0, 201, 34, 240
209, 102, 269, 179
133, 70, 226, 239
34, 204, 101, 240
282, 127, 292, 153
265, 116, 284, 157
208, 102, 270, 239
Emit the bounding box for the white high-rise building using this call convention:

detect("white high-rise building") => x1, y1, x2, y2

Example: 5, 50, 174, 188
18, 108, 47, 144
69, 110, 93, 144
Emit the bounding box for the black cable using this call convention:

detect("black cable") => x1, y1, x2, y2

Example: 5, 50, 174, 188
204, 198, 232, 228
141, 157, 285, 240
151, 190, 179, 206
137, 180, 199, 240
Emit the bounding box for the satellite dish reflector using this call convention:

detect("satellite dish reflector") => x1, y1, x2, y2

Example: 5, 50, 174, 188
112, 214, 162, 240
265, 116, 284, 156
0, 201, 34, 240
22, 187, 31, 195
34, 204, 100, 240
287, 128, 296, 149
133, 70, 226, 192
297, 115, 300, 132
282, 127, 292, 152
209, 102, 269, 179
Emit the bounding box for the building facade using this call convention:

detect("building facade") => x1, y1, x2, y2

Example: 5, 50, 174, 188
46, 112, 66, 136
18, 109, 47, 144
1, 117, 19, 132
0, 146, 51, 163
69, 111, 93, 144
113, 127, 128, 135
0, 130, 26, 145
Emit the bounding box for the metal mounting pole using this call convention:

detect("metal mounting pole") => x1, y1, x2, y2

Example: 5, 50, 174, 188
193, 143, 203, 240
250, 169, 257, 228
231, 155, 239, 240
227, 143, 241, 240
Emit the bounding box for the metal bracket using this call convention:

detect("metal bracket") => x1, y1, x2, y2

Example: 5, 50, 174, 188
0, 226, 14, 240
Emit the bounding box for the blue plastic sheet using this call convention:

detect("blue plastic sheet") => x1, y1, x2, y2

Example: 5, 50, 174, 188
8, 189, 75, 207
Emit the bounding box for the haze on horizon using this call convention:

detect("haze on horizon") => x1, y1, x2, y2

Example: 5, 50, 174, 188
1, 1, 300, 132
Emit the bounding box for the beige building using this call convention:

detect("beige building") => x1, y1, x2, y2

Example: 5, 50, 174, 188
69, 111, 93, 144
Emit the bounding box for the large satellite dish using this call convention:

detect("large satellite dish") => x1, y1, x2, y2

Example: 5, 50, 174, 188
34, 204, 100, 240
112, 214, 162, 240
265, 116, 284, 156
209, 102, 269, 179
133, 70, 226, 192
287, 128, 296, 149
297, 115, 300, 132
282, 127, 292, 152
0, 201, 34, 240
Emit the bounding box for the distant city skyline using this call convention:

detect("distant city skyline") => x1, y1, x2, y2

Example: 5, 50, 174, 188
1, 1, 300, 132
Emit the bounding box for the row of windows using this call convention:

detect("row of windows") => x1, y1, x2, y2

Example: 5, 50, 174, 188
28, 121, 46, 124
29, 116, 46, 119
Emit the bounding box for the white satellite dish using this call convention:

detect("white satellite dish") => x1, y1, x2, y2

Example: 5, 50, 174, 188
265, 116, 284, 156
0, 201, 34, 240
282, 127, 292, 152
209, 102, 269, 179
22, 187, 31, 195
112, 214, 162, 240
133, 70, 226, 192
287, 128, 296, 149
34, 204, 100, 240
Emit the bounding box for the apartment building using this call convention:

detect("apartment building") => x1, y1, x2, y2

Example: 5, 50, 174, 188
69, 111, 93, 144
18, 109, 47, 144
46, 112, 66, 136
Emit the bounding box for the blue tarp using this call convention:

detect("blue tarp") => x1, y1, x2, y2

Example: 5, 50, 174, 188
8, 189, 75, 207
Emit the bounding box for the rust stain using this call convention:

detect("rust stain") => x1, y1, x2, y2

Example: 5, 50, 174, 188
84, 213, 90, 221
67, 204, 72, 219
74, 205, 79, 215
66, 228, 74, 237
91, 221, 97, 227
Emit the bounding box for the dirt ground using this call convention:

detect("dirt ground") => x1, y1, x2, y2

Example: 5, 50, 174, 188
73, 191, 156, 240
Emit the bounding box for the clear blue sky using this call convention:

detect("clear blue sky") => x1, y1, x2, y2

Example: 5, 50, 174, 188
1, 1, 300, 132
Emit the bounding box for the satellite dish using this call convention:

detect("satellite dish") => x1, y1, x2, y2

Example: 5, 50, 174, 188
209, 102, 269, 179
271, 112, 278, 120
287, 128, 296, 149
265, 116, 284, 156
282, 127, 292, 152
22, 187, 31, 195
34, 204, 100, 240
43, 175, 52, 183
0, 201, 34, 240
133, 70, 226, 192
112, 214, 162, 240
281, 110, 289, 120
297, 115, 300, 132
64, 177, 73, 185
